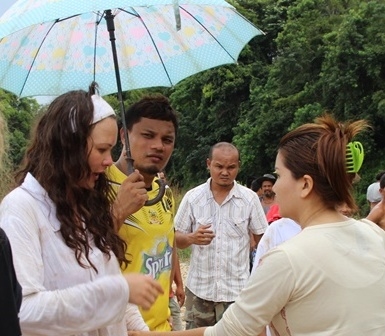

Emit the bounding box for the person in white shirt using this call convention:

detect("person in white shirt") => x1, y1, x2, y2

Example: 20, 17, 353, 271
252, 216, 301, 274
0, 83, 163, 336
251, 206, 301, 336
128, 115, 385, 336
174, 142, 267, 329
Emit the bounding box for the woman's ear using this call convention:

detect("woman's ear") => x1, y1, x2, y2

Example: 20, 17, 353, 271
300, 174, 314, 198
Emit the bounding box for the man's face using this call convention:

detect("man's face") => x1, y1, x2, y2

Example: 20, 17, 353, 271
124, 117, 175, 179
261, 181, 274, 192
207, 147, 239, 188
262, 180, 275, 198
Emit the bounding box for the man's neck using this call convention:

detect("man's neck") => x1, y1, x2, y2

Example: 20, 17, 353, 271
262, 196, 275, 204
210, 181, 234, 203
210, 180, 234, 193
114, 157, 129, 175
114, 158, 154, 188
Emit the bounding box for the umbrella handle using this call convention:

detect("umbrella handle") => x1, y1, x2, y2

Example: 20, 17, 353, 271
125, 156, 166, 207
146, 179, 167, 206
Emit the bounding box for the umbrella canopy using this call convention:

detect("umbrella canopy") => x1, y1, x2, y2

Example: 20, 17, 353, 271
0, 0, 263, 204
0, 0, 263, 98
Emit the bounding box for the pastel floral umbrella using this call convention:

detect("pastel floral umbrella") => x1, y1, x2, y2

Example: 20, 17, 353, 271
0, 0, 263, 203
0, 0, 263, 98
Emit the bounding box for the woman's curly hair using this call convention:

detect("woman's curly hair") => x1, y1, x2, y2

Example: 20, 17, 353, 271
16, 83, 128, 271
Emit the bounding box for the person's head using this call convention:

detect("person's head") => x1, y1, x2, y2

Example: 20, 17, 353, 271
250, 179, 263, 197
375, 171, 385, 181
207, 142, 240, 189
120, 94, 178, 183
246, 175, 257, 189
380, 174, 385, 195
256, 174, 276, 198
379, 174, 385, 200
16, 82, 127, 270
273, 114, 368, 223
367, 182, 382, 209
18, 82, 117, 189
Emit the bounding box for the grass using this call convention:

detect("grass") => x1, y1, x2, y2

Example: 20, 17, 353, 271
177, 246, 192, 262
170, 185, 192, 261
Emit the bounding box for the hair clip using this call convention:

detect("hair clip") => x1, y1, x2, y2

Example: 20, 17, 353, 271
346, 141, 364, 173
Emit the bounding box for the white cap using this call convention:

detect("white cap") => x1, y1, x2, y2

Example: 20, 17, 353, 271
91, 94, 115, 124
366, 182, 382, 203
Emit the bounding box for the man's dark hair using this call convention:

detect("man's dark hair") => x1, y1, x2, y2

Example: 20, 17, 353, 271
124, 94, 178, 135
250, 179, 261, 192
376, 170, 385, 181
380, 174, 385, 189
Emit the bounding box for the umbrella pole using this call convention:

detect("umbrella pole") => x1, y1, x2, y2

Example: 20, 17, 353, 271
105, 10, 165, 206
105, 10, 134, 174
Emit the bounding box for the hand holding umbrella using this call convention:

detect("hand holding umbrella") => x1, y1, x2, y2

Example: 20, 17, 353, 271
0, 0, 264, 205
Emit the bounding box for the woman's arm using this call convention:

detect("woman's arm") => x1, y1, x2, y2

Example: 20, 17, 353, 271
128, 327, 207, 336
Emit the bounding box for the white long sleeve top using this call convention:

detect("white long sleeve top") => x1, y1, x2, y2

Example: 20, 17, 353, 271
0, 173, 147, 336
205, 219, 385, 335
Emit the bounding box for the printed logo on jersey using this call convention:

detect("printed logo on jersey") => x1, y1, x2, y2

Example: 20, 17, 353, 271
148, 209, 161, 225
142, 241, 172, 279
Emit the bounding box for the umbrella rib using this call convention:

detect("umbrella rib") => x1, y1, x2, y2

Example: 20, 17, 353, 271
120, 8, 173, 86
57, 14, 81, 23
93, 12, 107, 83
93, 14, 100, 82
179, 6, 235, 62
19, 20, 58, 96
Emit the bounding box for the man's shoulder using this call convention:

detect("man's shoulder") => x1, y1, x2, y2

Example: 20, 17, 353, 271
367, 204, 385, 225
183, 182, 208, 199
105, 164, 125, 183
234, 182, 258, 198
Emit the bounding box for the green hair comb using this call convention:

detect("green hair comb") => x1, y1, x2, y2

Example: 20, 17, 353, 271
346, 141, 364, 173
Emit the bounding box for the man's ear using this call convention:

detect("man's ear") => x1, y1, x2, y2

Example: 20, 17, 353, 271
119, 127, 126, 145
206, 158, 211, 170
301, 174, 314, 198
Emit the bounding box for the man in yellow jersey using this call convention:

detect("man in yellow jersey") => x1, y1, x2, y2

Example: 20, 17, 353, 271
107, 95, 178, 331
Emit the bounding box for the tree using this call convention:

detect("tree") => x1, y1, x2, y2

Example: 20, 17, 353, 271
0, 89, 40, 167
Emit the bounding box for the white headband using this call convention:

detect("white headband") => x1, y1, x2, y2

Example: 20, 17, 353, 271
69, 94, 115, 132
91, 94, 115, 124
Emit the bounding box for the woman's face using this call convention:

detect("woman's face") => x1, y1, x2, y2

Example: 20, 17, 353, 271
81, 117, 118, 189
273, 151, 302, 221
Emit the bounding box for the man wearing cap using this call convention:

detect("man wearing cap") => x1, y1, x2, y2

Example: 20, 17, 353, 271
367, 174, 385, 229
366, 171, 385, 211
255, 173, 277, 214
174, 142, 268, 329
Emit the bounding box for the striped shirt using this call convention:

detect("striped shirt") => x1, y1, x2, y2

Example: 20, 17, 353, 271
175, 178, 267, 302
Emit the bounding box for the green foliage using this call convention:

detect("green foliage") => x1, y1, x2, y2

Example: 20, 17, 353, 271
0, 112, 12, 200
0, 89, 40, 168
1, 0, 385, 217
177, 246, 192, 262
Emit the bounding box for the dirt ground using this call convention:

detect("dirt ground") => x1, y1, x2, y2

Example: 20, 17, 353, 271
175, 260, 189, 329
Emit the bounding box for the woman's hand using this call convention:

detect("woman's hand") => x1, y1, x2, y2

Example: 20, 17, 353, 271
124, 273, 164, 310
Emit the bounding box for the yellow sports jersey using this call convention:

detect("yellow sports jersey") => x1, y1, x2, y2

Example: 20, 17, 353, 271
106, 164, 175, 331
